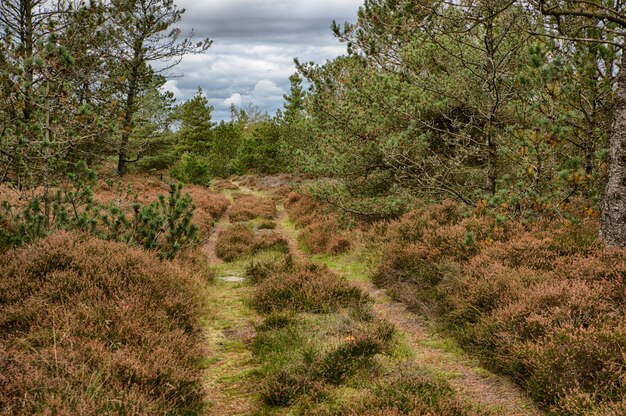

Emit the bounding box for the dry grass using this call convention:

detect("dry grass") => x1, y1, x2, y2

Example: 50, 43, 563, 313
370, 201, 626, 414
229, 194, 277, 222
0, 232, 206, 415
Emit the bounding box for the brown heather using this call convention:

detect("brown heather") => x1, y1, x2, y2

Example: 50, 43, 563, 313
229, 194, 276, 222
93, 174, 229, 238
371, 200, 626, 414
285, 192, 352, 255
251, 264, 369, 314
0, 232, 206, 415
215, 224, 289, 262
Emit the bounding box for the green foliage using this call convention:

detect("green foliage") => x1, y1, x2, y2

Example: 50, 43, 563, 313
233, 119, 286, 174
1, 162, 198, 259
175, 87, 214, 155
170, 152, 211, 185
102, 183, 198, 259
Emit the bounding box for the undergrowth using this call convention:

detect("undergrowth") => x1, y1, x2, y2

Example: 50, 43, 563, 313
0, 232, 206, 415
246, 254, 486, 415
368, 200, 626, 415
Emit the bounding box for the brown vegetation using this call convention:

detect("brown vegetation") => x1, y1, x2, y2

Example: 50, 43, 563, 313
370, 201, 626, 415
0, 232, 206, 415
215, 224, 289, 262
251, 263, 369, 314
229, 194, 277, 222
90, 174, 229, 239
284, 192, 351, 254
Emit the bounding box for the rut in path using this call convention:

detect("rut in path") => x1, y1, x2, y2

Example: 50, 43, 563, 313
200, 184, 260, 415
271, 198, 543, 416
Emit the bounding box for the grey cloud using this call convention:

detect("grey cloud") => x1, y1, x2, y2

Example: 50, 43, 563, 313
162, 0, 362, 120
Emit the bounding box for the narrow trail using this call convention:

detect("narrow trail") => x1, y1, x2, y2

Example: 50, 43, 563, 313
200, 183, 260, 416
200, 181, 542, 415
271, 198, 543, 416
359, 282, 541, 415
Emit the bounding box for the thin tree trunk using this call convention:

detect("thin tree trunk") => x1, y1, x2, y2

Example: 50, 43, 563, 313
484, 17, 498, 196
117, 53, 141, 177
600, 51, 626, 246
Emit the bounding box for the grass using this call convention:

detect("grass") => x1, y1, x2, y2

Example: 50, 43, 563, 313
244, 250, 488, 416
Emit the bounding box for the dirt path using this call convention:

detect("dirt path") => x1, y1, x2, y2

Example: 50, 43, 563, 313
362, 283, 541, 415
271, 199, 543, 416
201, 182, 542, 415
200, 184, 260, 415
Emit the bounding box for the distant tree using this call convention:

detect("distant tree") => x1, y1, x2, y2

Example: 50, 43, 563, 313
175, 87, 214, 155
282, 73, 306, 122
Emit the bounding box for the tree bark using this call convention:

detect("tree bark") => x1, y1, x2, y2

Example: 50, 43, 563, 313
600, 51, 626, 246
117, 46, 141, 177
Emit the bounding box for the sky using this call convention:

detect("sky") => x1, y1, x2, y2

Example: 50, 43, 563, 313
160, 0, 363, 121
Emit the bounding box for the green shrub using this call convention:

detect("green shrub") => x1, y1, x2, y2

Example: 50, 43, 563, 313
170, 152, 211, 186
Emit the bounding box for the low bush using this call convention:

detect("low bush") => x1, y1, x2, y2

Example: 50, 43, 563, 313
215, 224, 255, 262
253, 232, 290, 254
246, 254, 294, 284
370, 201, 626, 414
300, 220, 352, 255
317, 321, 395, 384
251, 266, 369, 314
339, 369, 484, 416
257, 219, 276, 229
0, 232, 205, 415
229, 194, 276, 222
215, 225, 290, 262
260, 370, 324, 407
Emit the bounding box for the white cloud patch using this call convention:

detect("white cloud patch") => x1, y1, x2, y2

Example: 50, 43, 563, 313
224, 93, 243, 107
253, 79, 284, 98
160, 80, 182, 99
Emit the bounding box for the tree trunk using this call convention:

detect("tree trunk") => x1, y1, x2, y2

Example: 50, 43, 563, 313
117, 51, 141, 177
484, 17, 498, 196
600, 51, 626, 246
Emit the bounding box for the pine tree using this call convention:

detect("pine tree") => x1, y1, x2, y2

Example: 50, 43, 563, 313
176, 88, 214, 155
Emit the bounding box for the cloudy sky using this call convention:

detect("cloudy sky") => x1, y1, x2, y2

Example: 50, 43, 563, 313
160, 0, 363, 121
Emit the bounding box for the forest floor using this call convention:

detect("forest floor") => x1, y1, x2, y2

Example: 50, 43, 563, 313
199, 178, 542, 416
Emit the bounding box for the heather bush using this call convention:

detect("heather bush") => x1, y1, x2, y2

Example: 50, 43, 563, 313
215, 225, 290, 262
370, 199, 626, 413
260, 370, 324, 406
214, 224, 255, 261
317, 321, 395, 384
299, 219, 352, 255
246, 254, 294, 284
0, 232, 205, 415
229, 194, 276, 222
336, 369, 484, 416
253, 232, 290, 254
252, 266, 369, 314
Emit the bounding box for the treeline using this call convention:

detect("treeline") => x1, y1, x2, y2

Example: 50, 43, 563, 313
154, 79, 307, 185
3, 0, 626, 246
0, 0, 209, 199
288, 0, 626, 247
